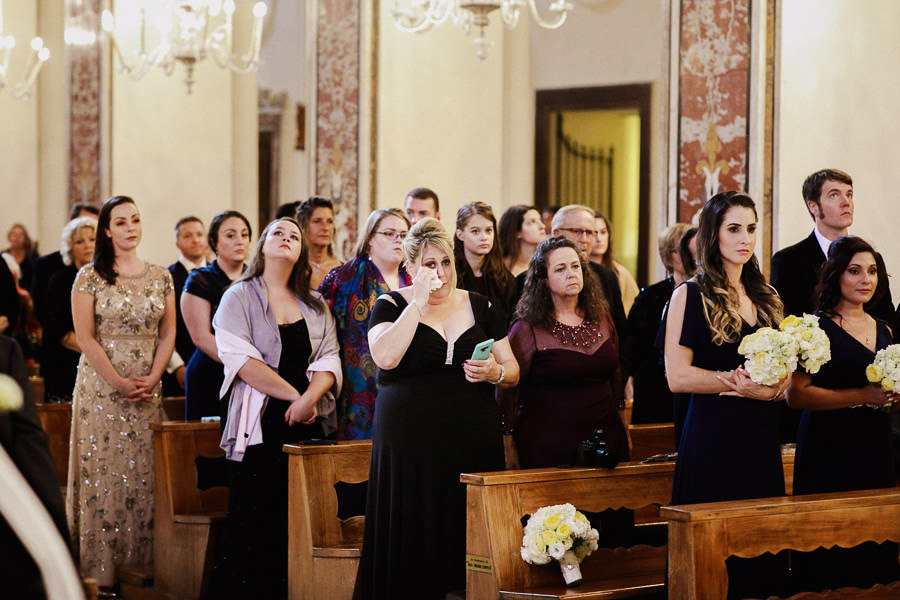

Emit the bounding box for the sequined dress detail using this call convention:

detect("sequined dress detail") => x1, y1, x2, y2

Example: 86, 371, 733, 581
65, 263, 172, 587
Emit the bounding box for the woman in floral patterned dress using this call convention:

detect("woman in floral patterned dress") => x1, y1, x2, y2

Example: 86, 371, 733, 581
66, 196, 176, 589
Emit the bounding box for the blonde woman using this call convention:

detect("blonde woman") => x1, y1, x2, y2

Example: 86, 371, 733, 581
357, 218, 519, 600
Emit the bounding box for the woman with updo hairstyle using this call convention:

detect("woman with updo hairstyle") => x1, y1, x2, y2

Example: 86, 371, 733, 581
43, 216, 96, 402
786, 236, 900, 592
181, 210, 251, 420
454, 201, 518, 329
498, 204, 546, 277
357, 217, 519, 600
296, 196, 343, 289
318, 208, 412, 439
661, 191, 789, 598
500, 236, 630, 470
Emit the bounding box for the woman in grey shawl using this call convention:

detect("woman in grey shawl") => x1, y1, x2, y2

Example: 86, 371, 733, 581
208, 217, 341, 599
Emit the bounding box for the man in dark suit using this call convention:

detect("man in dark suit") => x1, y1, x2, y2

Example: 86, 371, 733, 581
770, 169, 894, 443
0, 334, 72, 599
164, 216, 208, 395
770, 168, 893, 320
0, 257, 17, 336
551, 205, 630, 376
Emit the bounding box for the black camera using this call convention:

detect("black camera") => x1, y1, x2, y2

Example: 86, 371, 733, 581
574, 429, 620, 468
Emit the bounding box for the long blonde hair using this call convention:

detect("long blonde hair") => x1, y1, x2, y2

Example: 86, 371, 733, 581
696, 192, 783, 345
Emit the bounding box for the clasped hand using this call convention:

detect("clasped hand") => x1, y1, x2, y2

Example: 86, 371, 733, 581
117, 375, 157, 402
285, 394, 318, 426
463, 353, 500, 384
718, 367, 790, 401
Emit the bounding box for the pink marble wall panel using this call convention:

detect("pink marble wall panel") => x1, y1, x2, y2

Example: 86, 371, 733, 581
316, 0, 360, 258
678, 0, 750, 223
68, 0, 102, 208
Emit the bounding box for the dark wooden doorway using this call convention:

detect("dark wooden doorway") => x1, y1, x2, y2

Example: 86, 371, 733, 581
535, 84, 652, 286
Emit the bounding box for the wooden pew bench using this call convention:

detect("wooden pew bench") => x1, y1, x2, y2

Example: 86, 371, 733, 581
662, 488, 900, 599
285, 440, 371, 600
36, 401, 71, 487
629, 422, 676, 462
464, 462, 676, 600
151, 420, 228, 600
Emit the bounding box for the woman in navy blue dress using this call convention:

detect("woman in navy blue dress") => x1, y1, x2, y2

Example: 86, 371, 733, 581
182, 211, 250, 420
786, 236, 900, 592
662, 192, 789, 598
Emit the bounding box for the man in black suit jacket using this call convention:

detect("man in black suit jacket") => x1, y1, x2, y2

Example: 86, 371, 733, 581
0, 335, 72, 599
551, 205, 631, 376
164, 216, 209, 395
770, 169, 895, 443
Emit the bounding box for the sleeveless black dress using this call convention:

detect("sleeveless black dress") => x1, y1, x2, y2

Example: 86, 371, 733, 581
662, 282, 788, 598
210, 319, 323, 599
792, 315, 900, 592
357, 291, 505, 600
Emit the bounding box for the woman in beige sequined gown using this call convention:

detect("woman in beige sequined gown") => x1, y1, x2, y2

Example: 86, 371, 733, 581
66, 196, 176, 588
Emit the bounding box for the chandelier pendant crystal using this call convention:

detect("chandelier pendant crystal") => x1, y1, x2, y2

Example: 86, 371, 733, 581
101, 0, 267, 94
0, 1, 50, 100
391, 0, 572, 59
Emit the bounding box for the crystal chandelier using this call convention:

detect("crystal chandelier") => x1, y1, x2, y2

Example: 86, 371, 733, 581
0, 2, 50, 100
391, 0, 572, 59
101, 0, 267, 94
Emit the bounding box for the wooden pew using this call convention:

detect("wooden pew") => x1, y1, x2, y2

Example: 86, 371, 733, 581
464, 462, 675, 600
284, 440, 371, 600
662, 488, 900, 599
629, 422, 676, 462
29, 375, 45, 404
162, 395, 186, 421
36, 401, 71, 487
151, 421, 228, 600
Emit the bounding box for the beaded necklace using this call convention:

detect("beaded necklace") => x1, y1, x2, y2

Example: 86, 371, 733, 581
551, 319, 603, 348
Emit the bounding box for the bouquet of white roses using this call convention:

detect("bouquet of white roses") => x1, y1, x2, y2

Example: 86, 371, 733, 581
737, 327, 798, 386
865, 344, 900, 412
520, 503, 599, 587
779, 314, 831, 374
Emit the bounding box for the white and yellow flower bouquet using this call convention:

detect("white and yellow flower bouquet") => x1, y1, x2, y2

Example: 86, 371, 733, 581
737, 327, 798, 386
520, 503, 599, 587
865, 344, 900, 411
779, 314, 831, 374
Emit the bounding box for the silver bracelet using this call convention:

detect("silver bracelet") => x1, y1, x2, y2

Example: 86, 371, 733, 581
489, 363, 506, 385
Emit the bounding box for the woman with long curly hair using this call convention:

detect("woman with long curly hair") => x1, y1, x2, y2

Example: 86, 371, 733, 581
500, 236, 629, 469
786, 236, 900, 592
661, 191, 789, 598
454, 201, 518, 328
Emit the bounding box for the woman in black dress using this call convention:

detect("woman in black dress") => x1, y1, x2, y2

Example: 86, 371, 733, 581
208, 217, 341, 599
44, 217, 96, 402
358, 218, 519, 600
181, 211, 250, 420
786, 235, 900, 592
454, 201, 518, 329
662, 191, 789, 598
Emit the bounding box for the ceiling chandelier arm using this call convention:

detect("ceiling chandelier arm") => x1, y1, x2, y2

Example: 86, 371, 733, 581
527, 0, 572, 29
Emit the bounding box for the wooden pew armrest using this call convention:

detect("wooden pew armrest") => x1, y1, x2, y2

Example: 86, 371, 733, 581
173, 510, 227, 525
312, 543, 362, 558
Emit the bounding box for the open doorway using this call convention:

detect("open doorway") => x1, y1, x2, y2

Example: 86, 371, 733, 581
535, 84, 651, 286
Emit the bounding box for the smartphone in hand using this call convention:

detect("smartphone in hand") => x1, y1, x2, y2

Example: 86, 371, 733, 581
471, 339, 495, 361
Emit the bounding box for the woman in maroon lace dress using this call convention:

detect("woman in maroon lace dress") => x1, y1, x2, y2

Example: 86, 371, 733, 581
500, 236, 630, 469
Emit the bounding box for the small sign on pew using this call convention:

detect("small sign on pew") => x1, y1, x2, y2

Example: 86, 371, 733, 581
465, 555, 492, 574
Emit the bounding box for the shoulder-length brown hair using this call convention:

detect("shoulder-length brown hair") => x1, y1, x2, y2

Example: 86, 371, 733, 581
815, 236, 889, 317
516, 236, 607, 330
695, 191, 782, 344
93, 195, 137, 285
454, 201, 510, 294
497, 204, 533, 265
236, 217, 324, 313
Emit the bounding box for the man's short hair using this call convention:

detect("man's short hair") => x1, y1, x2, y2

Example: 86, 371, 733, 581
550, 204, 594, 233
802, 169, 853, 216
174, 216, 204, 236
69, 203, 99, 220
405, 187, 439, 213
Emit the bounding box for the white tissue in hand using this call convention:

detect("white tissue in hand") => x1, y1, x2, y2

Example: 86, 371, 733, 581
427, 270, 443, 291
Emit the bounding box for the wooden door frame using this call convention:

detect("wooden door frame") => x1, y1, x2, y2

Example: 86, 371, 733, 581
535, 83, 652, 285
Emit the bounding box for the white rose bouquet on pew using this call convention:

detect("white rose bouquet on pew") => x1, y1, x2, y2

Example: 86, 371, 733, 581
865, 344, 900, 411
737, 327, 798, 386
520, 502, 599, 587
779, 314, 831, 374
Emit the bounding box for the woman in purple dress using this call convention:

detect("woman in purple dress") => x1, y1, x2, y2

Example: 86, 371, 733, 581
786, 235, 900, 592
500, 236, 630, 469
